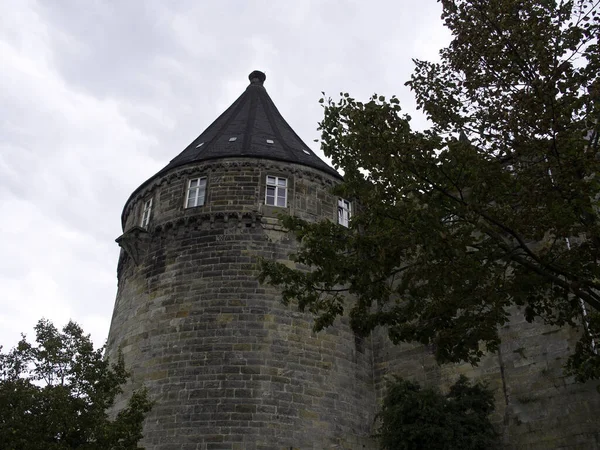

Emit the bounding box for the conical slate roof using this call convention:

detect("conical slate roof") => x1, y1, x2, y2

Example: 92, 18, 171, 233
159, 70, 341, 178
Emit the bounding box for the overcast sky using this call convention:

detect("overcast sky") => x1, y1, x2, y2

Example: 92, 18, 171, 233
0, 0, 450, 349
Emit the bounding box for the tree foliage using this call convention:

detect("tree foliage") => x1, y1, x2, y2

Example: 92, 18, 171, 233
259, 0, 600, 377
0, 319, 153, 450
376, 376, 497, 450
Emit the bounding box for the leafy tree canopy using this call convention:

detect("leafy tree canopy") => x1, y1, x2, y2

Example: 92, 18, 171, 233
376, 376, 497, 450
260, 0, 600, 378
0, 319, 152, 450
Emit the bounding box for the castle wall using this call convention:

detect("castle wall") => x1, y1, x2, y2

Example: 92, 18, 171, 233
107, 158, 378, 450
108, 154, 600, 450
372, 307, 600, 449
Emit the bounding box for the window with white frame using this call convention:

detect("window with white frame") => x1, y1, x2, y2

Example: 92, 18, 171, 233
338, 198, 351, 227
265, 176, 287, 207
186, 177, 207, 208
141, 198, 152, 228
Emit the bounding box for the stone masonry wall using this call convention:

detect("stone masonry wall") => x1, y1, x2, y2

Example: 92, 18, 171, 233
372, 307, 600, 449
107, 158, 378, 450
108, 155, 600, 449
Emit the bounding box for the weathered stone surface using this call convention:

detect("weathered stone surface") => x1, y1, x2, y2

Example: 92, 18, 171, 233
109, 156, 600, 449
372, 309, 600, 449
108, 158, 377, 450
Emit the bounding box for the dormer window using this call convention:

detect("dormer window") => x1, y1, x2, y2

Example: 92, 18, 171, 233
338, 199, 351, 227
265, 176, 287, 207
186, 177, 207, 208
141, 198, 152, 228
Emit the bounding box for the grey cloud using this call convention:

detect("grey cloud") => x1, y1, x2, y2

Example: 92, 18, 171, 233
0, 0, 448, 349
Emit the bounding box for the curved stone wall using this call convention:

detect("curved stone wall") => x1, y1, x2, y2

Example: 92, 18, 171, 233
107, 158, 377, 450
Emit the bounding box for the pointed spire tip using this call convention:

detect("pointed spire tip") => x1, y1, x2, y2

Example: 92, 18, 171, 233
248, 70, 266, 86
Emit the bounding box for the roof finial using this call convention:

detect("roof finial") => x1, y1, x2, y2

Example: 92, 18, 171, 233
248, 70, 266, 86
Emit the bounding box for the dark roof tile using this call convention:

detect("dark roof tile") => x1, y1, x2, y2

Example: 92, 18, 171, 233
159, 70, 341, 178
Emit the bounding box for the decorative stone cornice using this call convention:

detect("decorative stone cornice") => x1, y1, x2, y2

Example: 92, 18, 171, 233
152, 210, 263, 234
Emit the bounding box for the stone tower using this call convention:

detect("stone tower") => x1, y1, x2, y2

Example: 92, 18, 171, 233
108, 70, 600, 450
107, 71, 377, 450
